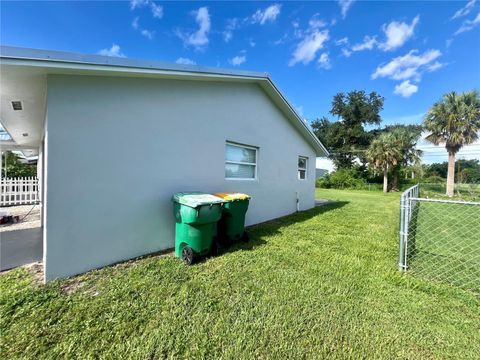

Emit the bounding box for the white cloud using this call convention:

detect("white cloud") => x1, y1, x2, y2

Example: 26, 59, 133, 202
229, 55, 246, 66
132, 17, 154, 39
338, 0, 355, 19
372, 49, 442, 81
451, 0, 476, 20
454, 12, 480, 35
273, 34, 288, 45
343, 15, 418, 55
130, 0, 163, 19
132, 16, 139, 30
341, 48, 352, 57
308, 14, 327, 29
178, 7, 211, 48
351, 36, 377, 51
379, 15, 420, 51
252, 4, 281, 25
141, 29, 154, 39
249, 39, 256, 47
318, 52, 331, 69
223, 30, 233, 42
427, 61, 444, 72
150, 2, 163, 18
294, 104, 304, 117
176, 57, 196, 65
289, 30, 329, 66
130, 0, 148, 10
98, 44, 126, 58
394, 80, 418, 97
222, 18, 238, 43
335, 37, 349, 46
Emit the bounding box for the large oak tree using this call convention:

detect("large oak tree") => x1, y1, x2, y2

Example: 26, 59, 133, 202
312, 90, 384, 169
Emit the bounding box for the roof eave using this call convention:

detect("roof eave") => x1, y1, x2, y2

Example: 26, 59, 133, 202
264, 78, 329, 157
0, 45, 330, 157
0, 45, 269, 80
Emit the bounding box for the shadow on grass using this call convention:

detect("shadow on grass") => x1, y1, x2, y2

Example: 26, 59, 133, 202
213, 201, 349, 257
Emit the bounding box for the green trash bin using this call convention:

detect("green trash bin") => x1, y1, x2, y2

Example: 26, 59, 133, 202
214, 192, 251, 244
172, 192, 225, 264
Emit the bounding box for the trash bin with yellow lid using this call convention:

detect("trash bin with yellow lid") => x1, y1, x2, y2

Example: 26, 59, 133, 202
214, 192, 251, 244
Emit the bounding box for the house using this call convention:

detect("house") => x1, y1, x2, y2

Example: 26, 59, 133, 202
0, 46, 328, 281
316, 168, 328, 179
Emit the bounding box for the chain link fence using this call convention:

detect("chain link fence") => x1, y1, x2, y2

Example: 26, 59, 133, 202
399, 184, 480, 294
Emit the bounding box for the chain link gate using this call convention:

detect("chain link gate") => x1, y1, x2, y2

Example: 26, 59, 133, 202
399, 185, 480, 294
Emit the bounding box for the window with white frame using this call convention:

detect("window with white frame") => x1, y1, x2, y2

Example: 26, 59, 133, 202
225, 142, 257, 180
298, 156, 308, 180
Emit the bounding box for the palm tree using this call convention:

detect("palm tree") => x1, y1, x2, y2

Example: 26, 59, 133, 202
424, 91, 480, 197
367, 133, 402, 192
390, 127, 423, 191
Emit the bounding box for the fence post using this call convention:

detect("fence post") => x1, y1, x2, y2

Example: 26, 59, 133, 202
399, 194, 407, 271
398, 184, 419, 272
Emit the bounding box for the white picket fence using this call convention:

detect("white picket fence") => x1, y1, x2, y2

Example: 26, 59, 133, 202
0, 177, 39, 206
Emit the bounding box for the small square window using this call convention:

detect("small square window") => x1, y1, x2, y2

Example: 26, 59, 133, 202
298, 156, 307, 180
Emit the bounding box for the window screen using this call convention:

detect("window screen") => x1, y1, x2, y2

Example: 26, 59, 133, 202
225, 143, 257, 179
298, 156, 307, 180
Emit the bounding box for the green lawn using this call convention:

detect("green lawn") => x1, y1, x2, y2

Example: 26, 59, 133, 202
420, 183, 480, 201
1, 190, 479, 359
407, 200, 480, 293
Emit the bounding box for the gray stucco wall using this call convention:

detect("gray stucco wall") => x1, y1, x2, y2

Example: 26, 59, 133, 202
44, 75, 316, 280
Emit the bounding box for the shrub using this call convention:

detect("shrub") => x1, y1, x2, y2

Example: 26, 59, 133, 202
329, 169, 367, 190
316, 174, 331, 188
422, 175, 445, 184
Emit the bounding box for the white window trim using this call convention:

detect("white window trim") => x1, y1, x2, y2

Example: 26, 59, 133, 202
225, 142, 258, 181
298, 156, 308, 180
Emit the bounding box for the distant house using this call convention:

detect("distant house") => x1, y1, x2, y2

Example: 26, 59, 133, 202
0, 46, 328, 281
316, 168, 328, 179
12, 151, 38, 165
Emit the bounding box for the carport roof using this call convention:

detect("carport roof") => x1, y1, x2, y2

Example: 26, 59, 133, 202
0, 46, 328, 156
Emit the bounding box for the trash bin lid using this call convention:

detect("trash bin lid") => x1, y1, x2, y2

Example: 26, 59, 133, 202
172, 192, 226, 208
214, 192, 251, 201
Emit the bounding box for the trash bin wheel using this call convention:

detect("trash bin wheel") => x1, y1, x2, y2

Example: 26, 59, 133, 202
210, 238, 220, 256
181, 246, 194, 265
241, 231, 250, 243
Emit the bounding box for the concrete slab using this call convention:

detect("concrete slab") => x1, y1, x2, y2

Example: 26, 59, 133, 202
1, 227, 43, 271
0, 205, 41, 232
315, 199, 337, 207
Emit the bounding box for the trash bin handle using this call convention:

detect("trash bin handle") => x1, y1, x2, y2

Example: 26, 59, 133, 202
195, 203, 216, 216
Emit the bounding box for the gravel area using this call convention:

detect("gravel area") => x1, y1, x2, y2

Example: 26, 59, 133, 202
0, 204, 41, 232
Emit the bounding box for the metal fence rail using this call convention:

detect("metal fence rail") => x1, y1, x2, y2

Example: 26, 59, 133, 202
399, 184, 480, 294
0, 177, 39, 206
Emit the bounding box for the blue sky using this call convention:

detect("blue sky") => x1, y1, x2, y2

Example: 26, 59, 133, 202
1, 0, 480, 164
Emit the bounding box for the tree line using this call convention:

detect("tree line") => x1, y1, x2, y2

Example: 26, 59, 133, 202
1, 151, 37, 178
313, 90, 480, 196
